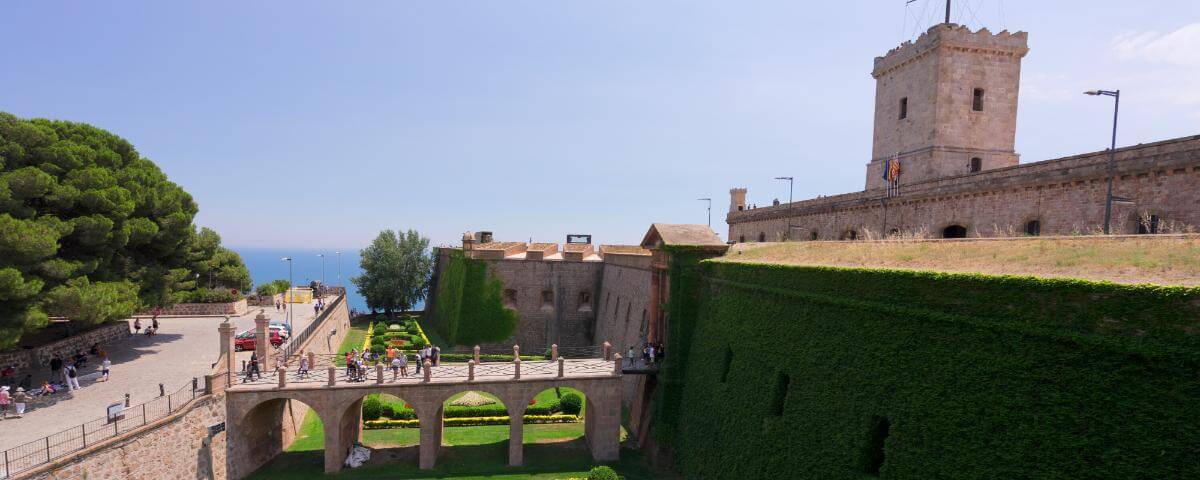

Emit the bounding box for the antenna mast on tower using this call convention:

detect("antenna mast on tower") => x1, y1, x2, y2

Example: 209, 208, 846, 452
944, 0, 951, 24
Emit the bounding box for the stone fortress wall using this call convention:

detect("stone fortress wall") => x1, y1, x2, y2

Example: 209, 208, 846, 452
729, 135, 1200, 242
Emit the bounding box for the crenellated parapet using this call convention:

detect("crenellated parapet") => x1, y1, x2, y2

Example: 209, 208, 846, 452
873, 23, 1028, 79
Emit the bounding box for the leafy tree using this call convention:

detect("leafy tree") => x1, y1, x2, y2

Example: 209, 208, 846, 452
0, 112, 248, 347
353, 229, 432, 315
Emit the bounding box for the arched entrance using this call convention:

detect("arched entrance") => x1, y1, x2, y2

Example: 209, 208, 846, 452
232, 397, 327, 477
522, 387, 590, 461
439, 389, 513, 466
352, 393, 421, 468
942, 225, 967, 238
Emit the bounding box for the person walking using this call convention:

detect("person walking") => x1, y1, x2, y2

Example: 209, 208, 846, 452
13, 387, 27, 417
65, 362, 80, 391
133, 318, 142, 334
298, 354, 309, 378
0, 386, 10, 419
49, 355, 63, 385
100, 355, 111, 382
345, 351, 355, 377
414, 351, 423, 375
399, 352, 408, 377
390, 355, 400, 381
247, 352, 260, 381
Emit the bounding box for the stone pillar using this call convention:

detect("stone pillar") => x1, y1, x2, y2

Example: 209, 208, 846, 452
468, 360, 475, 382
587, 391, 622, 462
218, 319, 236, 388
254, 311, 272, 371
376, 363, 384, 384
277, 367, 286, 388
423, 360, 431, 383
322, 410, 344, 474
513, 358, 521, 380
613, 354, 622, 375
603, 341, 612, 360
551, 343, 558, 360
419, 405, 443, 469
327, 366, 336, 386
473, 345, 480, 364
508, 409, 525, 466
557, 357, 565, 378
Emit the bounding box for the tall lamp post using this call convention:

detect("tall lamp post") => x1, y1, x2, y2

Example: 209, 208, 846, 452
281, 257, 293, 329
774, 176, 794, 204
698, 198, 712, 227
317, 253, 326, 286
1084, 89, 1120, 234
335, 251, 342, 285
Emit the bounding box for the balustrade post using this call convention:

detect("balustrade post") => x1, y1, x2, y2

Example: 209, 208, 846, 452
513, 344, 520, 361
613, 354, 622, 375
513, 358, 521, 380
468, 360, 475, 382
557, 357, 565, 378
277, 367, 287, 388
603, 341, 612, 360
473, 345, 481, 364
307, 351, 316, 371
376, 364, 384, 384
423, 360, 432, 383
551, 344, 558, 361
327, 366, 336, 386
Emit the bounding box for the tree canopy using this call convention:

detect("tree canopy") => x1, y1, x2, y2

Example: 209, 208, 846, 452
353, 229, 432, 315
0, 112, 250, 347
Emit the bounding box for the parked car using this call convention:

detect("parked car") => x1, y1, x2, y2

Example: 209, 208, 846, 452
269, 321, 292, 338
234, 330, 282, 351
268, 324, 290, 340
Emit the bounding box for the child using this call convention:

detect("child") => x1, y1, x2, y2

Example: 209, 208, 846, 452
100, 355, 111, 382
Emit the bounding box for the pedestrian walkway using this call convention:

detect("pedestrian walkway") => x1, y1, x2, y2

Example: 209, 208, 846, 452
0, 299, 326, 453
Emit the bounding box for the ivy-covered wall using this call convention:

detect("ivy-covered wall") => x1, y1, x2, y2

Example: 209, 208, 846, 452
661, 261, 1200, 479
428, 250, 517, 346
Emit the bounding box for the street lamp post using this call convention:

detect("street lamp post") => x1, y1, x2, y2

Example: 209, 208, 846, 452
1084, 89, 1120, 234
335, 251, 342, 285
697, 198, 712, 227
774, 176, 794, 204
281, 257, 293, 329
317, 253, 326, 286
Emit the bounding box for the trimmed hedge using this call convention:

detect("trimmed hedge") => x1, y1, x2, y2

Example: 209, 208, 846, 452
363, 414, 579, 429
662, 260, 1200, 479
429, 250, 517, 345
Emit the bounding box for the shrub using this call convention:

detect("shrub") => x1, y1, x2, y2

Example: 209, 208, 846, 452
560, 393, 582, 415
362, 397, 383, 421
362, 414, 579, 429
387, 323, 402, 331
255, 284, 278, 296
174, 288, 238, 304
380, 404, 394, 420
587, 466, 620, 480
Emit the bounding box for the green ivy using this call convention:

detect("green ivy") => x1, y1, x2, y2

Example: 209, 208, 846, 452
428, 250, 518, 345
663, 261, 1200, 479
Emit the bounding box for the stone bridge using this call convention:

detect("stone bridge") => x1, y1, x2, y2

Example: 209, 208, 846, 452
220, 326, 624, 477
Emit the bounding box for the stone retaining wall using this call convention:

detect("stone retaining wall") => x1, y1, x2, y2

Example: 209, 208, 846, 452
0, 322, 130, 373
20, 392, 228, 480
143, 299, 249, 317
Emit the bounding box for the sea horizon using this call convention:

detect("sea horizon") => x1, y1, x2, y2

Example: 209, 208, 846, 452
231, 247, 426, 314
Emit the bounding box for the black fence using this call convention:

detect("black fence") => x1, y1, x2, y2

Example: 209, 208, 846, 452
1, 380, 198, 479
278, 294, 344, 363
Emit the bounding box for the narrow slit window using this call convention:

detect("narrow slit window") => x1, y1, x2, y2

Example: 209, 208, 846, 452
972, 88, 985, 111
768, 371, 790, 417
970, 157, 982, 173
898, 97, 908, 119
863, 416, 891, 476
719, 347, 734, 383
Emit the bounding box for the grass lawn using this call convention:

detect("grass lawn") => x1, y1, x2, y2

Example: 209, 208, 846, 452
721, 235, 1200, 286
262, 409, 656, 480
332, 319, 370, 366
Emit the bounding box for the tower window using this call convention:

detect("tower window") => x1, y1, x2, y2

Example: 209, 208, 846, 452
758, 232, 766, 242
738, 235, 745, 243
810, 230, 818, 241
970, 157, 982, 173
973, 88, 985, 111
541, 290, 554, 306
898, 97, 908, 120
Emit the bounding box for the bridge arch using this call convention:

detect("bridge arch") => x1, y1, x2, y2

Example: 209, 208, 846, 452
229, 395, 339, 478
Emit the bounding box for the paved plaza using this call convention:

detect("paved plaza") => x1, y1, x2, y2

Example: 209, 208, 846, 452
0, 300, 328, 453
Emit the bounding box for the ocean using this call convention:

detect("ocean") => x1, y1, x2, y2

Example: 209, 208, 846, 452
232, 247, 425, 314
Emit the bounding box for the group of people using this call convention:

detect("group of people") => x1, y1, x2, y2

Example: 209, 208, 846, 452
133, 314, 160, 337
0, 343, 113, 418
313, 298, 327, 315
274, 300, 288, 312
626, 342, 665, 366
340, 344, 441, 382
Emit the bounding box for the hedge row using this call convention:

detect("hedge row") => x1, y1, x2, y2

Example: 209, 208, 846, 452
659, 260, 1200, 479
428, 250, 517, 346
365, 397, 564, 421
363, 414, 580, 429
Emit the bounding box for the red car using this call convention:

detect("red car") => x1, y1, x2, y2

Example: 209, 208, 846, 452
234, 330, 282, 351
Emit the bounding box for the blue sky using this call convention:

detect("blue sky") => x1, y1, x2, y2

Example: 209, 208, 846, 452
3, 1, 1197, 249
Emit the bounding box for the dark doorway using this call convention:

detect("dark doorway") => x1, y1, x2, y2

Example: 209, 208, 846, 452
862, 416, 891, 476
1025, 220, 1041, 236
1137, 215, 1161, 234
942, 225, 967, 238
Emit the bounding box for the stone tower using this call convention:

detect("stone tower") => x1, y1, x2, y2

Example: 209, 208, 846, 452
866, 24, 1029, 190
729, 187, 747, 212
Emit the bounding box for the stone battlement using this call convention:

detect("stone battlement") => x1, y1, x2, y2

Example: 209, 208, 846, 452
873, 23, 1028, 78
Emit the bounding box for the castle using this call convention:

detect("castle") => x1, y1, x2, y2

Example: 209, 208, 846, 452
727, 23, 1200, 241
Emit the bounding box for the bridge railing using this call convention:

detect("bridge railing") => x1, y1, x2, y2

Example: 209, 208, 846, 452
229, 343, 623, 389
0, 380, 198, 479
277, 294, 344, 363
